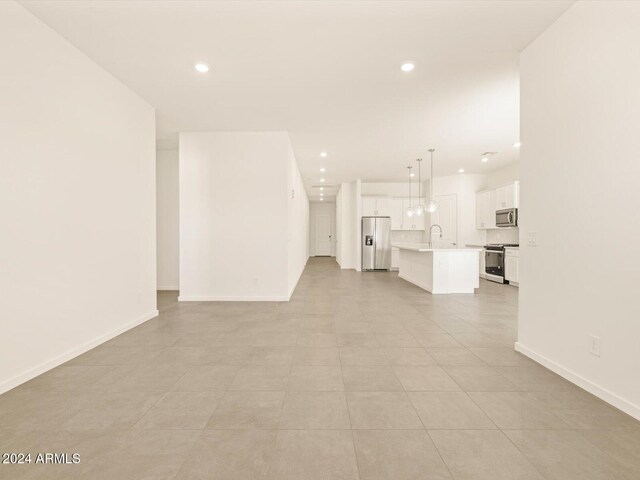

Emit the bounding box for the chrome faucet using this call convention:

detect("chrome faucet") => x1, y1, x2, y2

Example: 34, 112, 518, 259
428, 224, 442, 248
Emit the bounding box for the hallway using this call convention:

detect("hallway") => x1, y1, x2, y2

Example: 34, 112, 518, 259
1, 257, 638, 479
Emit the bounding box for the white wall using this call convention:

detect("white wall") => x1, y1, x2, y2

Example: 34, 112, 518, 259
179, 132, 306, 301
287, 143, 310, 296
336, 181, 360, 269
361, 181, 428, 198
0, 2, 157, 394
309, 202, 337, 257
157, 148, 179, 290
485, 163, 519, 190
433, 174, 487, 247
518, 0, 640, 419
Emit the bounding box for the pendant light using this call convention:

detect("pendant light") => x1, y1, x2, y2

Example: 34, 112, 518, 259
414, 158, 425, 216
406, 166, 414, 217
426, 148, 438, 213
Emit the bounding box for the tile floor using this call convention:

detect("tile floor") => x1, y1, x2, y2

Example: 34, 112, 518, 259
1, 257, 639, 479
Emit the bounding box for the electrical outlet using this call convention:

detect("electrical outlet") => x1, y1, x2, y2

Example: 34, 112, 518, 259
527, 231, 537, 247
588, 334, 601, 357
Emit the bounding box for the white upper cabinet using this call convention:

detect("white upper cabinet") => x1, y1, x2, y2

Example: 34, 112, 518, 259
476, 190, 496, 229
476, 181, 519, 230
362, 197, 377, 216
362, 196, 426, 230
362, 196, 393, 217
391, 198, 404, 230
376, 197, 392, 217
411, 197, 427, 230
495, 181, 519, 210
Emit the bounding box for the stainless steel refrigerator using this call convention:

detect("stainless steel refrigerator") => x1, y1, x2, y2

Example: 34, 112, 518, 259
362, 216, 391, 271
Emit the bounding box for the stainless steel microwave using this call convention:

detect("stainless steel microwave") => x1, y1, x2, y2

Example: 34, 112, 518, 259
496, 208, 518, 227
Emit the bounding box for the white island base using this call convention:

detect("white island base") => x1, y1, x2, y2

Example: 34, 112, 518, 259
394, 244, 481, 294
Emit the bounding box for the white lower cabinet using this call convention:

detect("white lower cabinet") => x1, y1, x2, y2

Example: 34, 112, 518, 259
505, 248, 519, 285
391, 247, 399, 270
479, 250, 486, 278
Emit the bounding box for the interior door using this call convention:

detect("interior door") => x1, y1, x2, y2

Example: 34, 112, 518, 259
431, 194, 457, 247
315, 214, 331, 256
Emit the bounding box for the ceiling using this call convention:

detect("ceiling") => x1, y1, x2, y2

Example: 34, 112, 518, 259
21, 0, 572, 201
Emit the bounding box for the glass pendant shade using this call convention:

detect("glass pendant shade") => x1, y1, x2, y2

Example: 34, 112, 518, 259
426, 200, 437, 213
406, 206, 414, 217
414, 203, 425, 216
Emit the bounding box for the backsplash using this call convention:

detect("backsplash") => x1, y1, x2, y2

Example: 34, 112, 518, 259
391, 230, 425, 244
486, 228, 520, 245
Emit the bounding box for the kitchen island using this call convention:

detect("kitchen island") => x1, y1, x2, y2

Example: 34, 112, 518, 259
393, 243, 482, 294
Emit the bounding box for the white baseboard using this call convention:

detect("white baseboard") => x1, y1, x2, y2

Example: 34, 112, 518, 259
157, 286, 179, 291
515, 342, 640, 421
0, 309, 159, 395
178, 295, 289, 302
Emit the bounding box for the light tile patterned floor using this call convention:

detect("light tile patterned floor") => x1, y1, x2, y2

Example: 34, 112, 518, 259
1, 257, 639, 479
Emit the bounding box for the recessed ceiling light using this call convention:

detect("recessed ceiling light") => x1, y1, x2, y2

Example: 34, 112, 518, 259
320, 198, 324, 201
320, 187, 324, 191
513, 142, 521, 148
194, 63, 209, 73
320, 193, 324, 196
401, 63, 415, 72
320, 152, 327, 157
320, 178, 325, 183
320, 167, 326, 172
481, 157, 489, 163
458, 168, 465, 173
409, 173, 415, 177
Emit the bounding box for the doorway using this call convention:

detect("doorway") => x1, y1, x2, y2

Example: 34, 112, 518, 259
315, 214, 331, 256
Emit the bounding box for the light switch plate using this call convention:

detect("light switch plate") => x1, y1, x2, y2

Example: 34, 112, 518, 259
527, 231, 537, 246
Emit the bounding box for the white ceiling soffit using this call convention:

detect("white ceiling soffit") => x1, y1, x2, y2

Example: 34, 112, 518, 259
20, 0, 572, 193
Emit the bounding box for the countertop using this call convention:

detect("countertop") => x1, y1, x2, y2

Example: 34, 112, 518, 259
392, 243, 483, 252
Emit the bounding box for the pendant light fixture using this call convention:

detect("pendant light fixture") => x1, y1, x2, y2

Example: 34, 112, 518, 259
406, 166, 414, 217
426, 148, 438, 213
414, 158, 425, 216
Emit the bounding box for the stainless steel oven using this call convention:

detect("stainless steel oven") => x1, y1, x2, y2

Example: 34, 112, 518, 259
484, 244, 519, 284
485, 246, 505, 283
496, 208, 518, 227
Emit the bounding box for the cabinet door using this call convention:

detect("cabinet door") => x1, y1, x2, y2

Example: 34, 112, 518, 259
376, 198, 392, 217
506, 182, 520, 208
411, 198, 426, 230
513, 256, 520, 283
390, 198, 404, 230
476, 192, 485, 229
479, 250, 486, 278
486, 190, 497, 228
496, 186, 508, 210
505, 255, 515, 282
402, 198, 414, 229
362, 197, 376, 216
